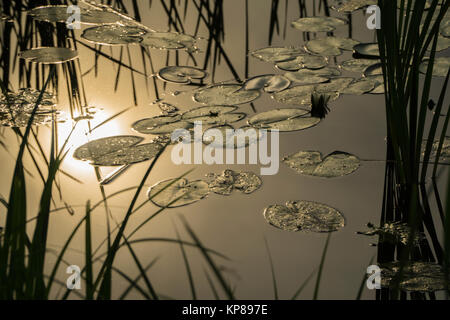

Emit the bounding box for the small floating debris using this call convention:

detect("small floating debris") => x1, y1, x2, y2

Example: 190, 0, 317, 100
156, 102, 179, 114
73, 135, 164, 166
276, 54, 328, 71
248, 108, 320, 132
193, 84, 260, 106
157, 66, 207, 84
243, 75, 291, 93
419, 57, 450, 77
380, 261, 448, 293
306, 37, 360, 56
19, 47, 78, 64
283, 150, 360, 178
250, 47, 304, 63
263, 200, 345, 233
82, 25, 145, 45
148, 178, 209, 208
291, 16, 346, 32
206, 169, 262, 196
358, 222, 425, 246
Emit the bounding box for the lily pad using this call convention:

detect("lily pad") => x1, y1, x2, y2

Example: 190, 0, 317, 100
243, 75, 291, 93
358, 222, 425, 246
276, 55, 328, 71
340, 58, 381, 74
148, 178, 209, 208
73, 135, 163, 167
81, 25, 145, 45
141, 32, 197, 51
132, 114, 193, 135
273, 84, 340, 105
283, 150, 360, 178
353, 43, 380, 58
28, 5, 124, 25
331, 0, 377, 13
419, 57, 450, 77
182, 106, 246, 125
157, 66, 207, 84
364, 63, 383, 76
19, 47, 78, 64
203, 125, 263, 149
207, 169, 262, 195
193, 84, 260, 106
380, 261, 448, 293
250, 47, 304, 62
291, 16, 346, 32
340, 77, 381, 95
263, 200, 345, 232
306, 37, 360, 56
284, 72, 329, 85
248, 108, 320, 132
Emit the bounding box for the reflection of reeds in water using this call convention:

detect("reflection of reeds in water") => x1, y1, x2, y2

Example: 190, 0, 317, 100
377, 0, 449, 300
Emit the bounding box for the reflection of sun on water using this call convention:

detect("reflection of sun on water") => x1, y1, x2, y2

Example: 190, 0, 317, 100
57, 109, 121, 177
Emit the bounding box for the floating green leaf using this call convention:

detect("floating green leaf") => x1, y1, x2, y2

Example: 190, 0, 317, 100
283, 151, 360, 178
207, 170, 262, 195
263, 200, 345, 232
141, 32, 197, 51
19, 47, 78, 64
132, 114, 193, 135
182, 106, 246, 125
276, 55, 328, 71
157, 66, 207, 84
243, 75, 291, 93
340, 76, 382, 95
193, 84, 260, 106
148, 178, 209, 208
419, 57, 450, 77
82, 25, 145, 45
331, 0, 377, 13
248, 108, 320, 132
251, 47, 304, 62
291, 17, 346, 32
353, 43, 380, 58
340, 59, 381, 74
306, 37, 360, 56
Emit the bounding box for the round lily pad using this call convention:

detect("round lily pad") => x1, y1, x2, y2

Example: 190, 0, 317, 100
19, 47, 78, 64
364, 63, 383, 76
315, 77, 354, 93
419, 57, 450, 77
380, 261, 448, 292
28, 5, 124, 25
291, 16, 346, 32
284, 72, 329, 85
132, 114, 193, 135
148, 178, 209, 208
353, 43, 380, 58
341, 58, 381, 74
248, 108, 320, 132
207, 169, 262, 195
141, 32, 197, 51
182, 106, 246, 125
331, 0, 377, 13
90, 142, 163, 166
157, 66, 207, 84
250, 47, 304, 62
193, 84, 260, 106
263, 200, 345, 232
276, 55, 328, 71
282, 150, 360, 178
243, 75, 291, 93
81, 25, 145, 45
340, 77, 379, 95
306, 37, 360, 56
203, 125, 263, 149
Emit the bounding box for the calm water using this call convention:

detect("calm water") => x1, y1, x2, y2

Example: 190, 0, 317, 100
0, 0, 448, 299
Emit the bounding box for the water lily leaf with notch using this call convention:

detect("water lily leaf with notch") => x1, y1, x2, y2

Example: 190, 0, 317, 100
157, 66, 207, 84
74, 135, 143, 163
364, 63, 383, 76
340, 58, 381, 74
19, 47, 78, 64
273, 84, 340, 105
315, 77, 354, 93
331, 0, 377, 13
194, 84, 260, 105
419, 57, 450, 77
263, 200, 345, 232
276, 55, 328, 71
248, 108, 320, 132
207, 169, 262, 195
380, 262, 448, 293
182, 106, 246, 125
282, 150, 360, 178
203, 125, 264, 149
250, 47, 304, 62
353, 43, 380, 58
284, 72, 329, 85
148, 178, 209, 208
82, 25, 145, 45
340, 76, 381, 95
306, 37, 360, 56
132, 114, 193, 135
141, 32, 197, 51
90, 142, 164, 166
28, 5, 125, 25
291, 16, 346, 32
243, 75, 291, 93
